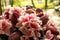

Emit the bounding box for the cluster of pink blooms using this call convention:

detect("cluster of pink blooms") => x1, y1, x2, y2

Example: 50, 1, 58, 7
0, 6, 59, 40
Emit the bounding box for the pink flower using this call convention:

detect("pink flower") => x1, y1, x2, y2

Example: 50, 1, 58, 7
46, 21, 59, 35
18, 14, 36, 22
3, 6, 12, 19
44, 38, 50, 40
17, 14, 41, 29
29, 22, 40, 29
10, 7, 22, 25
46, 30, 54, 40
4, 5, 11, 13
13, 7, 22, 16
1, 19, 12, 31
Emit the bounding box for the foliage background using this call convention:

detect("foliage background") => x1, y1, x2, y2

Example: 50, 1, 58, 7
0, 0, 60, 15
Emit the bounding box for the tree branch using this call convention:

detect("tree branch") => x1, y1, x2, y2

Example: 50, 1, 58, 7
0, 0, 2, 15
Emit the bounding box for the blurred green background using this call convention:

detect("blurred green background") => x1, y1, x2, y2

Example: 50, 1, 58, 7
0, 0, 60, 15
